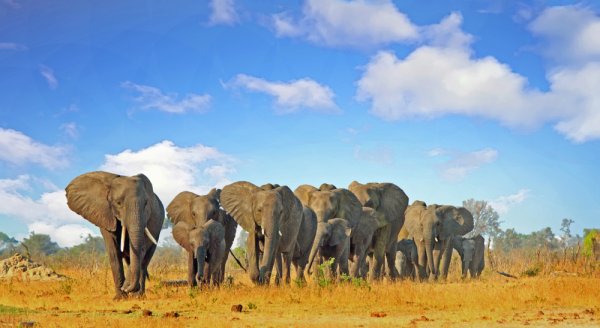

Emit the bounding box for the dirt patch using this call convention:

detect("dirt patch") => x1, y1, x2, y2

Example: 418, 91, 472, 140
0, 253, 65, 281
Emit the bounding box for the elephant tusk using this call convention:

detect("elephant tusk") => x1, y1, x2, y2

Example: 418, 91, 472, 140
435, 237, 439, 243
261, 227, 265, 236
278, 230, 282, 237
145, 227, 158, 245
120, 226, 126, 252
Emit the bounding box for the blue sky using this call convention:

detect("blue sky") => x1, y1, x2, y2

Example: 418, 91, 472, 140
0, 0, 599, 246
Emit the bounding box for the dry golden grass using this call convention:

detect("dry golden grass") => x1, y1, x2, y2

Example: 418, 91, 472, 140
1, 252, 599, 327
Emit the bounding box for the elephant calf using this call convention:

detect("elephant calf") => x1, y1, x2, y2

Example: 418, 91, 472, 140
308, 218, 351, 278
395, 239, 418, 280
173, 219, 226, 286
452, 235, 485, 279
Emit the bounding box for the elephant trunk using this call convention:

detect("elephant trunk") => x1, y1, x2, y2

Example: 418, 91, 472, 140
307, 223, 326, 275
425, 236, 435, 280
122, 201, 147, 294
462, 258, 470, 278
195, 246, 207, 285
259, 231, 278, 285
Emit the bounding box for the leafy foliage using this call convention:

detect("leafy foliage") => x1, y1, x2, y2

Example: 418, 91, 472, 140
21, 232, 61, 259
583, 229, 600, 258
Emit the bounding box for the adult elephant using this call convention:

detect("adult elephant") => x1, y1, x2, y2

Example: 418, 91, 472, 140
453, 234, 485, 279
166, 189, 238, 286
65, 171, 163, 299
348, 181, 409, 280
220, 181, 303, 285
294, 184, 362, 277
404, 201, 474, 281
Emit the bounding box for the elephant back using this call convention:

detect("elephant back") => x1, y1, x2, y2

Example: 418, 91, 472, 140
294, 184, 318, 206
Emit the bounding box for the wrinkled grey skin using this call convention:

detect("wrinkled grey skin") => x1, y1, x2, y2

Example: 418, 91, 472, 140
348, 182, 409, 281
453, 235, 485, 279
291, 206, 317, 282
66, 171, 164, 299
294, 184, 361, 277
395, 239, 418, 280
403, 201, 474, 281
309, 218, 351, 278
166, 189, 238, 286
349, 207, 379, 279
185, 220, 226, 286
220, 182, 303, 285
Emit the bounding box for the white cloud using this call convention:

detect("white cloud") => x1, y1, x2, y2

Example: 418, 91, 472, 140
60, 122, 79, 139
0, 175, 91, 247
39, 65, 58, 89
0, 42, 26, 50
272, 0, 418, 48
122, 81, 211, 114
489, 189, 530, 215
430, 148, 498, 182
100, 140, 236, 205
227, 74, 339, 114
356, 10, 600, 143
208, 0, 238, 26
0, 128, 69, 169
529, 5, 600, 64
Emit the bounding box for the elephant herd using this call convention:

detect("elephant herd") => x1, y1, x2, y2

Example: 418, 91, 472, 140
65, 171, 486, 299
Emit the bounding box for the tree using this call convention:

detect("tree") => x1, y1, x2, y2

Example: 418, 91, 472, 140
21, 232, 61, 258
560, 218, 575, 247
462, 199, 502, 240
66, 234, 105, 255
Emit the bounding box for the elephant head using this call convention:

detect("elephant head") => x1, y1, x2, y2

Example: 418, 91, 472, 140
173, 219, 225, 284
167, 189, 221, 228
294, 184, 361, 274
348, 181, 408, 228
65, 171, 161, 293
220, 181, 301, 284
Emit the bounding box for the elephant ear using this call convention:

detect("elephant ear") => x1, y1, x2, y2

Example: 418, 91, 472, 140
220, 181, 258, 232
330, 221, 351, 246
456, 207, 474, 236
173, 221, 193, 252
166, 191, 198, 226
335, 188, 363, 230
276, 185, 302, 224
294, 184, 317, 206
65, 171, 119, 232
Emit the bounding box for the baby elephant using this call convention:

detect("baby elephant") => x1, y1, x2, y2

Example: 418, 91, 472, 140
173, 220, 226, 286
452, 235, 485, 279
307, 218, 351, 278
395, 239, 418, 280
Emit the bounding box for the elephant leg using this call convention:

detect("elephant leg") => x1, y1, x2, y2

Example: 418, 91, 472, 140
138, 243, 156, 296
385, 220, 402, 280
282, 252, 293, 284
274, 252, 283, 286
415, 240, 427, 281
440, 238, 453, 280
370, 226, 389, 280
338, 241, 350, 277
100, 229, 126, 299
187, 252, 198, 287
246, 232, 260, 283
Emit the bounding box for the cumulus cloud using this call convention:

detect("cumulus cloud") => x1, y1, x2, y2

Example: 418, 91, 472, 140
0, 128, 69, 169
429, 148, 498, 182
100, 140, 236, 205
489, 189, 530, 215
529, 5, 600, 64
0, 175, 91, 247
226, 74, 339, 114
356, 10, 600, 143
0, 42, 26, 50
39, 65, 58, 89
208, 0, 238, 25
272, 0, 418, 48
121, 81, 211, 114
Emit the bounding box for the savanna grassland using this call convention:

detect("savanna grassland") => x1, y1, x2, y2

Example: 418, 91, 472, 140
1, 251, 599, 328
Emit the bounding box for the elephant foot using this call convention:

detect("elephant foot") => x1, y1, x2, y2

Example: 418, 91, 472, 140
113, 290, 128, 301
123, 282, 141, 293
129, 290, 146, 299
